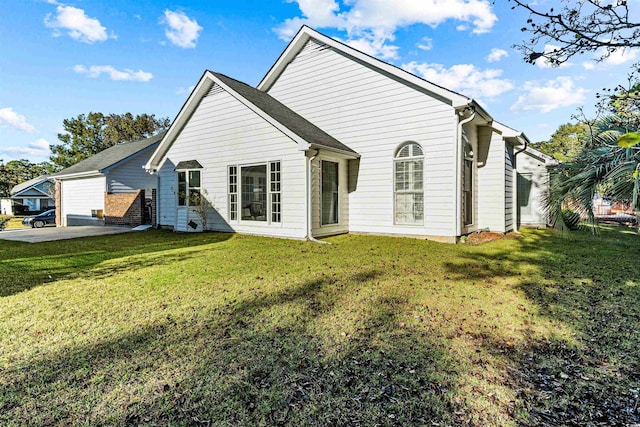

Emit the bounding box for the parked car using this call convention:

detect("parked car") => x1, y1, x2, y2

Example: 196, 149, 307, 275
22, 209, 56, 228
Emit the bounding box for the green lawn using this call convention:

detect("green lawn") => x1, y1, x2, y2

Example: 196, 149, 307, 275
0, 227, 638, 426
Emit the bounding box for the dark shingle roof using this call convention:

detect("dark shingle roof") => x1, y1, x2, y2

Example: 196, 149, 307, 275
175, 160, 203, 170
212, 72, 357, 155
10, 175, 53, 195
52, 132, 166, 178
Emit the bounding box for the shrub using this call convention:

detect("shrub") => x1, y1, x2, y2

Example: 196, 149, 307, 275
0, 215, 11, 231
561, 209, 581, 230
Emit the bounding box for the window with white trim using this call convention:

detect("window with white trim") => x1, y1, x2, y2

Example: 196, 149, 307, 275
321, 161, 339, 225
228, 161, 281, 223
394, 142, 424, 224
270, 161, 281, 223
177, 170, 201, 207
228, 166, 238, 220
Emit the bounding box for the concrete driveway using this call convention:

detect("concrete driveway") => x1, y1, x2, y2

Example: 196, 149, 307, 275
0, 226, 134, 243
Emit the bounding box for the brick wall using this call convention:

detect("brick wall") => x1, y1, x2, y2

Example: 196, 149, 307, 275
104, 190, 145, 226
54, 181, 61, 227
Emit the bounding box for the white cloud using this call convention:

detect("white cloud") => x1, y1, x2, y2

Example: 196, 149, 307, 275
510, 77, 588, 113
162, 10, 202, 48
487, 48, 508, 62
44, 5, 114, 43
417, 36, 433, 51
402, 61, 514, 100
176, 85, 196, 95
535, 44, 573, 69
0, 108, 37, 133
583, 47, 640, 69
74, 65, 153, 82
275, 0, 497, 59
1, 139, 51, 158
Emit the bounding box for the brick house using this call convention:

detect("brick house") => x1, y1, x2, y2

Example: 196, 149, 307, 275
52, 133, 164, 227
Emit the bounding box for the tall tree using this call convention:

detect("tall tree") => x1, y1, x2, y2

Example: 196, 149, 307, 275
50, 112, 170, 169
510, 0, 640, 65
531, 122, 589, 161
0, 159, 51, 198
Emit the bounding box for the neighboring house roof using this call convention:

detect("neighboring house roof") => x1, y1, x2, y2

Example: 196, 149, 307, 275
146, 71, 357, 172
258, 25, 492, 121
523, 146, 559, 165
53, 132, 165, 179
10, 175, 53, 198
493, 121, 530, 147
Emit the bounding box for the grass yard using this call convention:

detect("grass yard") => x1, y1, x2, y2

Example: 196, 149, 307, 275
0, 227, 639, 426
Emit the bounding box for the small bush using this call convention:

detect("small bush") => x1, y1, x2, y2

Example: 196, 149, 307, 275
0, 215, 11, 231
561, 209, 581, 230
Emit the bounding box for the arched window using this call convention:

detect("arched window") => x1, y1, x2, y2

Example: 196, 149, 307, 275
394, 142, 424, 224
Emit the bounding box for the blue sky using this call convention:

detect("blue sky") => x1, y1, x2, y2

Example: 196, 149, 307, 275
1, 0, 636, 163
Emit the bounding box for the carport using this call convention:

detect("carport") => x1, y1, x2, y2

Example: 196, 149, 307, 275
0, 226, 134, 243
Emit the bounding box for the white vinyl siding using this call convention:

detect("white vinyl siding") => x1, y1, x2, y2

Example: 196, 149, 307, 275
476, 128, 507, 233
60, 176, 105, 226
517, 150, 550, 227
267, 38, 457, 238
156, 84, 307, 238
107, 148, 157, 194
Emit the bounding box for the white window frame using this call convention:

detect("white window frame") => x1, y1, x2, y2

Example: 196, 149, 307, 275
176, 169, 202, 208
393, 142, 424, 225
228, 161, 281, 224
320, 160, 339, 226
228, 165, 238, 221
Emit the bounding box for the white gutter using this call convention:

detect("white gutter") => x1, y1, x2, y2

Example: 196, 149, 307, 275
306, 150, 329, 244
455, 107, 476, 238
53, 170, 103, 180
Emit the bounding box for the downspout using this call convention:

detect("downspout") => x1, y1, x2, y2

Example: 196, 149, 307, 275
306, 150, 329, 244
512, 136, 528, 232
455, 107, 476, 238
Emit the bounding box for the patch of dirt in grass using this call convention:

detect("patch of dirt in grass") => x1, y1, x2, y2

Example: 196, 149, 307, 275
464, 231, 522, 245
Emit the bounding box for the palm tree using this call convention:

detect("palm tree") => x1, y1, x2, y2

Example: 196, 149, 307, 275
545, 116, 640, 231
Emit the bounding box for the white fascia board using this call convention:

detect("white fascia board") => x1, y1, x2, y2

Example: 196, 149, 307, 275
145, 72, 215, 172
306, 144, 360, 159
258, 26, 471, 108
53, 171, 103, 180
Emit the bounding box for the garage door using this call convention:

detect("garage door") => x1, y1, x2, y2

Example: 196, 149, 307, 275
60, 176, 106, 226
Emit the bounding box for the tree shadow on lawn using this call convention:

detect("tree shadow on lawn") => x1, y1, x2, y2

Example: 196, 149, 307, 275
444, 228, 640, 426
1, 268, 466, 427
0, 230, 231, 297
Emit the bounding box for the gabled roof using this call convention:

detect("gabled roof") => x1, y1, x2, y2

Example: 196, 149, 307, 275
10, 175, 53, 197
53, 132, 165, 179
145, 71, 357, 172
492, 121, 530, 147
258, 25, 491, 121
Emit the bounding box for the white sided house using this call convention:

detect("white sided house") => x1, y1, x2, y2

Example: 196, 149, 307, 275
146, 26, 545, 242
53, 133, 163, 227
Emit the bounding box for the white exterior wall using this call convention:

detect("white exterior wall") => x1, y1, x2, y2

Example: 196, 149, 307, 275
516, 150, 550, 227
267, 39, 458, 238
1, 199, 13, 216
477, 128, 507, 232
156, 85, 308, 238
60, 176, 105, 226
311, 153, 350, 237
107, 149, 157, 195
